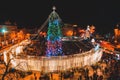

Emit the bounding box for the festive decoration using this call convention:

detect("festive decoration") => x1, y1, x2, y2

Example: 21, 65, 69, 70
46, 6, 63, 56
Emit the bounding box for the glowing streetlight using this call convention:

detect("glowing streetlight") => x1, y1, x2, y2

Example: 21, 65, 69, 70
73, 24, 78, 36
2, 28, 7, 41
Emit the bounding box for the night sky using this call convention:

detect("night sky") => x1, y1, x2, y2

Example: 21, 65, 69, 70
0, 0, 120, 34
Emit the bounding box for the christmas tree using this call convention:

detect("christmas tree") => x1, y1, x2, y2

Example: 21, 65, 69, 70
46, 6, 63, 57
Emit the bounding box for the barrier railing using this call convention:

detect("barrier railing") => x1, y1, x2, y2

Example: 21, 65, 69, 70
11, 48, 103, 73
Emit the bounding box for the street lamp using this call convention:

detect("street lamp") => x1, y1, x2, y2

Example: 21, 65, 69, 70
73, 24, 78, 36
2, 29, 7, 41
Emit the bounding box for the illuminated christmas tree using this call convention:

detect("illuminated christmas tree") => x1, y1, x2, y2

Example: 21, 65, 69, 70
46, 6, 63, 57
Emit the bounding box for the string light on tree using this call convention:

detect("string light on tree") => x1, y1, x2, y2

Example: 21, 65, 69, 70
46, 6, 63, 57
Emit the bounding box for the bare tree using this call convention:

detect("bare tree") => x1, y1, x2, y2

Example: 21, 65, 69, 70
0, 58, 16, 80
0, 58, 32, 80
